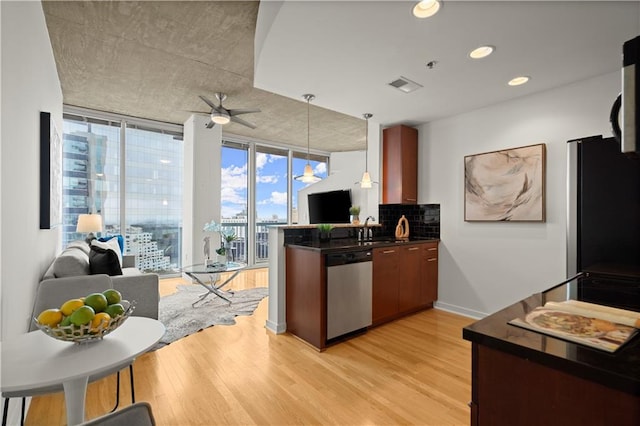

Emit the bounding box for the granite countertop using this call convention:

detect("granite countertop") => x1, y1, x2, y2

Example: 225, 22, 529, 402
286, 237, 439, 254
463, 272, 640, 396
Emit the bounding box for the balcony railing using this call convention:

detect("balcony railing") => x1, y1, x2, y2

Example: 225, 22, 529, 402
220, 221, 286, 264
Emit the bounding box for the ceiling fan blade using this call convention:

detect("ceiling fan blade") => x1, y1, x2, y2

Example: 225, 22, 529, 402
199, 95, 217, 110
205, 120, 215, 129
230, 115, 256, 129
228, 108, 261, 117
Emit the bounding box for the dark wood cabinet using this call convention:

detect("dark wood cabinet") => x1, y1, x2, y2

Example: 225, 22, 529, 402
398, 245, 422, 313
372, 247, 399, 325
372, 242, 438, 326
382, 124, 418, 204
472, 344, 640, 426
285, 247, 326, 350
420, 242, 438, 306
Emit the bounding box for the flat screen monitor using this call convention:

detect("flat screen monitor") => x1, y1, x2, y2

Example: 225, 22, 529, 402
308, 189, 352, 224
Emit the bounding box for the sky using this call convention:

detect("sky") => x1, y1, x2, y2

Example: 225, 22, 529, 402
221, 147, 327, 221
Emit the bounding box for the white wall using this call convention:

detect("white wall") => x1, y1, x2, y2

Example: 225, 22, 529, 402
421, 72, 620, 318
297, 119, 381, 224
1, 1, 63, 339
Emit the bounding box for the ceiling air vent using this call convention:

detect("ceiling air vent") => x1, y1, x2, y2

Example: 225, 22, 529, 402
388, 76, 423, 93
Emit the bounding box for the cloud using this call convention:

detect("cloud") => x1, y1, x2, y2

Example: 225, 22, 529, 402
256, 152, 268, 170
258, 191, 287, 205
314, 162, 327, 175
220, 162, 248, 209
221, 164, 247, 189
257, 175, 278, 184
256, 153, 286, 170
221, 186, 246, 205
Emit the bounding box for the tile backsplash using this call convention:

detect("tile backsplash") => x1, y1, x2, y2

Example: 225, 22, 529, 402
378, 204, 440, 239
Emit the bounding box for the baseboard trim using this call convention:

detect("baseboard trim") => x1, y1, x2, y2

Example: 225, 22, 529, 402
265, 320, 286, 334
434, 301, 487, 320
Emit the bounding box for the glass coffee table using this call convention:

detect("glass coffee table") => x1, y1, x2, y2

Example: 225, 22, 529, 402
182, 262, 246, 307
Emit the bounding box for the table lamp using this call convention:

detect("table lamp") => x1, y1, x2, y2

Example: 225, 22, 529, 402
76, 213, 103, 242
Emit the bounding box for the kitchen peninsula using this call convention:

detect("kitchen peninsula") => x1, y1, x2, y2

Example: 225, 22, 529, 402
266, 224, 439, 350
463, 272, 640, 425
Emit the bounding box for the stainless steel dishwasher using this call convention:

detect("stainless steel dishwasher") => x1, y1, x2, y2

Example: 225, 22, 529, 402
326, 249, 373, 340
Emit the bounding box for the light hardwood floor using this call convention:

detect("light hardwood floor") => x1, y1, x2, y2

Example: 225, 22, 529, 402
26, 268, 475, 425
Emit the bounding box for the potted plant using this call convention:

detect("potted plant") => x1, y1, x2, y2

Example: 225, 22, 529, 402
204, 220, 237, 263
317, 224, 333, 242
349, 206, 361, 225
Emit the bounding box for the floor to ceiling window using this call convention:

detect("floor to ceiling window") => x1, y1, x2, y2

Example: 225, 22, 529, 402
221, 140, 329, 265
255, 146, 289, 262
220, 142, 249, 263
62, 110, 183, 275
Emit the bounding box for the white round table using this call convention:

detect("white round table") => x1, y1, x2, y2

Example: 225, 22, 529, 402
1, 316, 165, 425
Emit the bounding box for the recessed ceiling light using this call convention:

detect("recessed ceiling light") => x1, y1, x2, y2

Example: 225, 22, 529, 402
469, 45, 494, 59
508, 76, 530, 86
413, 0, 441, 18
160, 159, 171, 164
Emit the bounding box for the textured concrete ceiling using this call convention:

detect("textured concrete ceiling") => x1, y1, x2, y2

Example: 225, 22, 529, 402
42, 0, 365, 152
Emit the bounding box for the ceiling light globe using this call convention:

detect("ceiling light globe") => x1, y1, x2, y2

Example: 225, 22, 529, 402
211, 111, 231, 125
413, 0, 440, 18
469, 45, 494, 59
508, 76, 530, 86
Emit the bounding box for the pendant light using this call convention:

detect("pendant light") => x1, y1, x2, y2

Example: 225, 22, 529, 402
359, 113, 376, 189
295, 94, 321, 183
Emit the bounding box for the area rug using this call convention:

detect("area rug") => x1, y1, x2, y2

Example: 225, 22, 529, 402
155, 285, 268, 348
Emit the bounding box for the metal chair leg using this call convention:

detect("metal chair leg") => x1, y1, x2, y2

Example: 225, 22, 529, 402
108, 365, 135, 413
2, 398, 9, 426
129, 364, 135, 404
109, 371, 121, 413
20, 398, 25, 426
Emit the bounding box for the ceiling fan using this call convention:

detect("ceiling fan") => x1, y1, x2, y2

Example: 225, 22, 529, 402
197, 93, 261, 129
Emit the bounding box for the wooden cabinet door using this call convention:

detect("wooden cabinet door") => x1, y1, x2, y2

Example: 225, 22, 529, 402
398, 245, 422, 313
382, 125, 418, 204
372, 247, 399, 325
420, 243, 438, 306
285, 247, 326, 349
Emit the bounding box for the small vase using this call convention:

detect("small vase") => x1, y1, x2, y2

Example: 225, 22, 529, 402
350, 215, 360, 225
224, 242, 233, 264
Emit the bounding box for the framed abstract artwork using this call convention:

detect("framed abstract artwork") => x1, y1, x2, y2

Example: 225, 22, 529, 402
40, 111, 62, 229
464, 143, 546, 222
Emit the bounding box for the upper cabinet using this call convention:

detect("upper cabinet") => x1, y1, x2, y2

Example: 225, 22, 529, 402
382, 125, 418, 204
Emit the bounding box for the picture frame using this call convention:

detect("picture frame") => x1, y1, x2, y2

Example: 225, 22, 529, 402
464, 143, 546, 222
40, 111, 62, 229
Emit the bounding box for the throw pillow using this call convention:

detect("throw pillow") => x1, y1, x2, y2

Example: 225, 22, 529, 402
91, 239, 122, 266
89, 245, 123, 276
98, 235, 124, 254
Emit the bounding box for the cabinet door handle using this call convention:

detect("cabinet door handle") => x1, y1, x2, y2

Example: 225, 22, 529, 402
408, 247, 419, 251
382, 250, 396, 254
427, 247, 437, 251
427, 258, 437, 262
405, 198, 417, 202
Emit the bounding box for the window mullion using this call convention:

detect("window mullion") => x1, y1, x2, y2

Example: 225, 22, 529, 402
120, 120, 126, 240
248, 143, 256, 266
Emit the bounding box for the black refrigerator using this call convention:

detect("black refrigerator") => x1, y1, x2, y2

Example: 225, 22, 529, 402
567, 135, 640, 309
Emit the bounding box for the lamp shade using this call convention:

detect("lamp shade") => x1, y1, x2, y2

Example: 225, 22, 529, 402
299, 163, 321, 183
76, 214, 103, 233
360, 171, 373, 189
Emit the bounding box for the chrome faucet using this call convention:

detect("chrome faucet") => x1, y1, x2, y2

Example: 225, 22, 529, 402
362, 216, 375, 241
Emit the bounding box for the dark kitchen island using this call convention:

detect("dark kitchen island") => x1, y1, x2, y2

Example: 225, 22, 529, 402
463, 271, 640, 426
